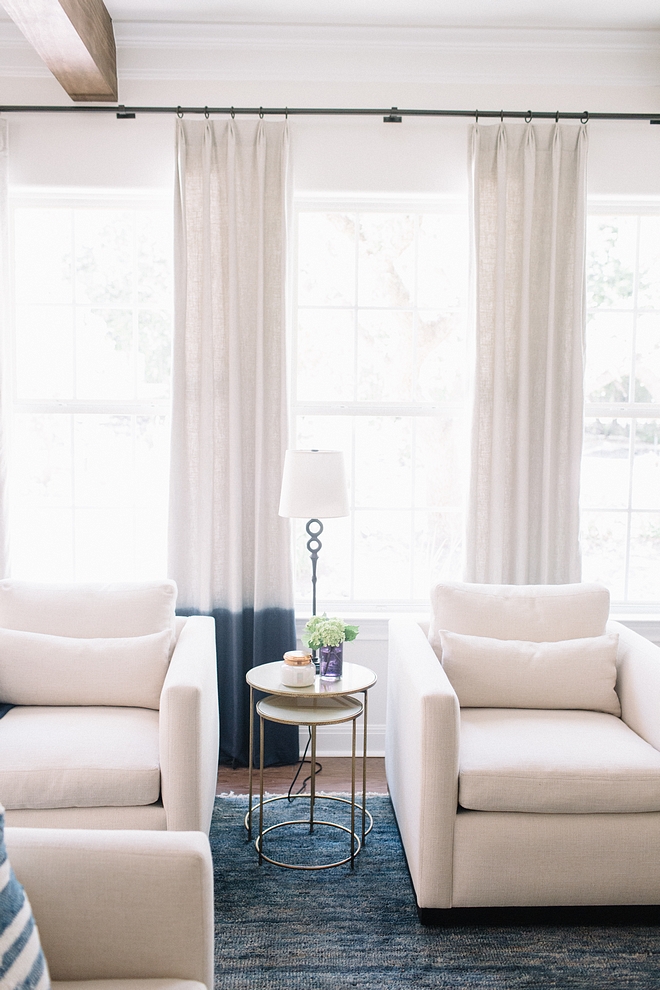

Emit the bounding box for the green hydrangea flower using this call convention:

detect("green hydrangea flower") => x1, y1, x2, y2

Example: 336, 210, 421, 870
302, 613, 359, 649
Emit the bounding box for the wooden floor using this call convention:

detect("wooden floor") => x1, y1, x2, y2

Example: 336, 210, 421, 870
217, 757, 388, 795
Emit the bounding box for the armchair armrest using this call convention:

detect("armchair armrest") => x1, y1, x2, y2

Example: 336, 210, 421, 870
385, 617, 460, 910
610, 619, 660, 752
160, 615, 219, 833
5, 828, 214, 989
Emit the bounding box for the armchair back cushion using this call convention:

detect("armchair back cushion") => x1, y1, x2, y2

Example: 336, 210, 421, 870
0, 629, 172, 709
0, 580, 177, 640
438, 630, 621, 714
429, 581, 610, 645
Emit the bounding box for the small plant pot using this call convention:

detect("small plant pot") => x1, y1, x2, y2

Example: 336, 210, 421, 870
319, 643, 343, 680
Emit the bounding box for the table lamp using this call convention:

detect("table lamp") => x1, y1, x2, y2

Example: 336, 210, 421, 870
278, 449, 349, 617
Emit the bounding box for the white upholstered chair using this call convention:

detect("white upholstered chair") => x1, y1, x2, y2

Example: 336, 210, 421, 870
7, 826, 215, 990
0, 581, 219, 834
386, 582, 660, 920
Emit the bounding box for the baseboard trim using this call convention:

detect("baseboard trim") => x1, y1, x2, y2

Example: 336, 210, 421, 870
417, 904, 660, 926
298, 723, 385, 757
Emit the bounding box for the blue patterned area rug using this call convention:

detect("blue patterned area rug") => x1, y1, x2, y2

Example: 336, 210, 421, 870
210, 795, 660, 989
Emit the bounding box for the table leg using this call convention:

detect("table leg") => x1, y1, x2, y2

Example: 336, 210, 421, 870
362, 689, 368, 844
258, 715, 265, 866
351, 714, 356, 870
248, 685, 254, 840
310, 723, 316, 834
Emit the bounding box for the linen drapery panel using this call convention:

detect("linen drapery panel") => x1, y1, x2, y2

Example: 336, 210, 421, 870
169, 119, 297, 767
0, 120, 9, 580
465, 122, 588, 585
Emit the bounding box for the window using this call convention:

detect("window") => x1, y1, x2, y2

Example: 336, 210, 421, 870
581, 206, 660, 605
9, 191, 173, 582
292, 199, 470, 608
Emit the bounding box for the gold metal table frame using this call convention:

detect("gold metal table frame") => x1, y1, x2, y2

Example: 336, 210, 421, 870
245, 662, 377, 871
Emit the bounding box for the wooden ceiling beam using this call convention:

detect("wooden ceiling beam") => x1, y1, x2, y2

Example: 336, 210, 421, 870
0, 0, 117, 102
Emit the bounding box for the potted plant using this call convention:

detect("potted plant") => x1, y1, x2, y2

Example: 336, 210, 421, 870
302, 613, 359, 680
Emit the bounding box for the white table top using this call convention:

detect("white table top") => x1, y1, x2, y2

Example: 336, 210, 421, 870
246, 660, 377, 697
256, 693, 363, 726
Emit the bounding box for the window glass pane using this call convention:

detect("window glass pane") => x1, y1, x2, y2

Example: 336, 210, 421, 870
357, 213, 415, 307
584, 312, 633, 402
75, 210, 133, 306
586, 216, 637, 310
581, 419, 630, 510
14, 208, 72, 305
356, 310, 413, 401
417, 213, 468, 310
413, 509, 463, 599
416, 311, 466, 402
638, 216, 660, 310
15, 305, 74, 401
628, 514, 660, 601
74, 507, 135, 581
75, 308, 134, 400
138, 309, 172, 399
580, 511, 627, 600
414, 416, 467, 509
353, 509, 411, 600
634, 313, 660, 402
11, 507, 74, 582
297, 309, 354, 401
11, 414, 73, 506
298, 213, 355, 306
354, 417, 412, 509
631, 420, 660, 510
136, 211, 172, 308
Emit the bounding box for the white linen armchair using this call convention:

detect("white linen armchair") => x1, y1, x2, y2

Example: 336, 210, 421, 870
386, 582, 660, 921
6, 827, 215, 990
0, 581, 219, 834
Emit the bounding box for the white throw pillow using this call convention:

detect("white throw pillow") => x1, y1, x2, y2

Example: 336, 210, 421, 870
429, 581, 610, 643
0, 580, 177, 640
0, 628, 172, 710
436, 629, 621, 715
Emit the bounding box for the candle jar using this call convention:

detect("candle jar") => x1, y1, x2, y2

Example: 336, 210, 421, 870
280, 650, 315, 687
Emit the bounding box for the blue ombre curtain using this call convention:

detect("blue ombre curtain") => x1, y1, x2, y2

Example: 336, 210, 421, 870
169, 118, 298, 767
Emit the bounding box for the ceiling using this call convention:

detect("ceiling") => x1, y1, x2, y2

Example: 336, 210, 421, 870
99, 0, 660, 31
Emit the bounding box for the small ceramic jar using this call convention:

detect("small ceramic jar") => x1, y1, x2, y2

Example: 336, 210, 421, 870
280, 650, 315, 687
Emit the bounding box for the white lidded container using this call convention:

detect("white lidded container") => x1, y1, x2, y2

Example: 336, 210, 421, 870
280, 650, 315, 687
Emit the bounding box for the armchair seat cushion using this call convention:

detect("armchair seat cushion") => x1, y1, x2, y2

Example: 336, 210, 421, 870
0, 707, 160, 811
459, 708, 660, 814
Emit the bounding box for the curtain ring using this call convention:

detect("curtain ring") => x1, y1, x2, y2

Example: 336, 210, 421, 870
230, 107, 235, 119
204, 106, 209, 119
555, 111, 560, 123
525, 110, 532, 123
475, 109, 479, 123
259, 107, 264, 119
500, 110, 504, 123
285, 107, 288, 120
176, 106, 183, 119
581, 110, 589, 124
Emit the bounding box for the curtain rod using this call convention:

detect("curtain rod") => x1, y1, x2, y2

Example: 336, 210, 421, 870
0, 105, 658, 123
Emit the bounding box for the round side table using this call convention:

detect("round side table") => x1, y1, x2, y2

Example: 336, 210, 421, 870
245, 661, 377, 869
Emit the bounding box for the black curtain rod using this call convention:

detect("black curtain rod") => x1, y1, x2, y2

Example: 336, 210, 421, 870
0, 105, 658, 123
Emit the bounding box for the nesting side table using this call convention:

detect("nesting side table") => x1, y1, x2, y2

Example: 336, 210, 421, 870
245, 661, 377, 870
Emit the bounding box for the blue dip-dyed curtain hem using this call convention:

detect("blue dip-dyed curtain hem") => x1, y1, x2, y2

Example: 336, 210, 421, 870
178, 606, 298, 767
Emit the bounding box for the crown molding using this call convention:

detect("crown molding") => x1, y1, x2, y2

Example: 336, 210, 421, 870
0, 20, 657, 86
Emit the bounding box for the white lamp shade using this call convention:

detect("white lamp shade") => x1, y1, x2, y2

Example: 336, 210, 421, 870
278, 450, 349, 519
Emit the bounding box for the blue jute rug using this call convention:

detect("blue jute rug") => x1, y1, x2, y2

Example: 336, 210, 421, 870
210, 794, 660, 989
